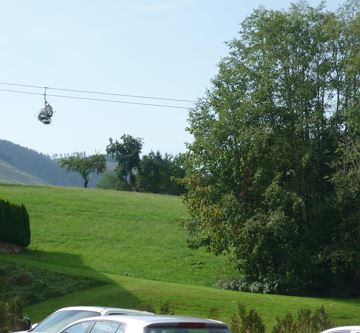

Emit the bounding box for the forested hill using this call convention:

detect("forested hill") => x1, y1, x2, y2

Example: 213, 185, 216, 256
0, 139, 84, 186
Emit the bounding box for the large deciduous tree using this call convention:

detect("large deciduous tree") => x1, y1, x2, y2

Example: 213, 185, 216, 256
183, 1, 360, 296
106, 134, 143, 189
59, 153, 106, 188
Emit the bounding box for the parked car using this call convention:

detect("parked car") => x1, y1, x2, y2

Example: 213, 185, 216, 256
321, 327, 360, 333
58, 314, 231, 333
15, 306, 154, 333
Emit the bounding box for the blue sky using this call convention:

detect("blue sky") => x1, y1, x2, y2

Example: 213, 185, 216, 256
0, 0, 340, 156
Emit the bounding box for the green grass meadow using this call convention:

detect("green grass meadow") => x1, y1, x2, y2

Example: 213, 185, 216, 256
0, 184, 359, 329
0, 184, 224, 286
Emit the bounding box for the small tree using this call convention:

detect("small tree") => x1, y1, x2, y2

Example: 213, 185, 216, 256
106, 135, 143, 189
59, 153, 106, 188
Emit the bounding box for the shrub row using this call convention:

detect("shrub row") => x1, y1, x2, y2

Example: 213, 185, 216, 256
0, 199, 31, 247
138, 301, 333, 333
0, 261, 106, 306
231, 304, 333, 333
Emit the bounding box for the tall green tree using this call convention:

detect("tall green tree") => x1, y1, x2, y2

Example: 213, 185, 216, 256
59, 153, 106, 188
183, 1, 360, 296
106, 134, 143, 189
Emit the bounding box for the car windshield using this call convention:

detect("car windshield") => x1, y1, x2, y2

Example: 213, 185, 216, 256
32, 310, 100, 333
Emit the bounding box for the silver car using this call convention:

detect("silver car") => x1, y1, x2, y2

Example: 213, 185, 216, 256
58, 314, 231, 333
321, 327, 360, 333
19, 306, 154, 333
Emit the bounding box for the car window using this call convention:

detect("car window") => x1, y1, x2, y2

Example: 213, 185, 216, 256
90, 321, 121, 333
33, 310, 100, 333
63, 321, 94, 333
116, 325, 126, 333
148, 327, 230, 333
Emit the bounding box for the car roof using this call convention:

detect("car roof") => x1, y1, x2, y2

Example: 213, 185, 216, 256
55, 306, 154, 315
56, 306, 107, 313
68, 314, 228, 329
321, 327, 360, 333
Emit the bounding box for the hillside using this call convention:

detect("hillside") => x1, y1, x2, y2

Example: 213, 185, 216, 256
0, 159, 48, 185
0, 139, 85, 186
0, 184, 359, 329
0, 184, 223, 286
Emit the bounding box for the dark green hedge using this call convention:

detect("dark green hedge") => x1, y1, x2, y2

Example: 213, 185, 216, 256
0, 199, 30, 247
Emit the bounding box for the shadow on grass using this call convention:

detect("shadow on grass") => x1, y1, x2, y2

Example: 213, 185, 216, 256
0, 250, 143, 321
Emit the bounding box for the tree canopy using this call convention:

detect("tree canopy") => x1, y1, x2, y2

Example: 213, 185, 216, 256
136, 151, 186, 195
106, 134, 143, 188
59, 153, 106, 188
183, 1, 360, 296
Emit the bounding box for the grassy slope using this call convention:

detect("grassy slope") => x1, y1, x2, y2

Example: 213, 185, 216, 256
0, 160, 48, 185
0, 184, 224, 286
0, 260, 104, 305
0, 184, 359, 329
15, 259, 360, 329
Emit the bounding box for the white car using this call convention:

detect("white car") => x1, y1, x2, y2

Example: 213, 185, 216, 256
18, 306, 154, 333
321, 327, 360, 333
58, 314, 230, 333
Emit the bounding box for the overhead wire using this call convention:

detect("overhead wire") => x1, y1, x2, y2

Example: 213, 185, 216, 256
0, 81, 196, 104
0, 88, 191, 110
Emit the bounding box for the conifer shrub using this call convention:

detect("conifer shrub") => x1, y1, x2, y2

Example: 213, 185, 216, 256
0, 199, 31, 247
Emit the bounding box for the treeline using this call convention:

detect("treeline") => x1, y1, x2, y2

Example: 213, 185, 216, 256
0, 139, 83, 186
0, 199, 30, 247
0, 138, 184, 193
97, 150, 185, 195
98, 135, 185, 195
58, 135, 186, 195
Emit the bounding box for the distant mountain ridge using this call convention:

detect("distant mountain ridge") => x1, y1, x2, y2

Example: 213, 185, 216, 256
0, 159, 48, 185
0, 139, 94, 187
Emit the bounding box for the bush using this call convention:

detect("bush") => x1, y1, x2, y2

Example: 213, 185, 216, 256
231, 304, 333, 333
159, 302, 174, 315
231, 304, 265, 333
271, 306, 333, 333
0, 298, 30, 333
96, 170, 123, 190
217, 277, 277, 294
0, 199, 30, 247
136, 303, 157, 314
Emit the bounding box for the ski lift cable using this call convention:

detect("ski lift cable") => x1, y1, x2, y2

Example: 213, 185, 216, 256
0, 81, 196, 103
0, 88, 191, 110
